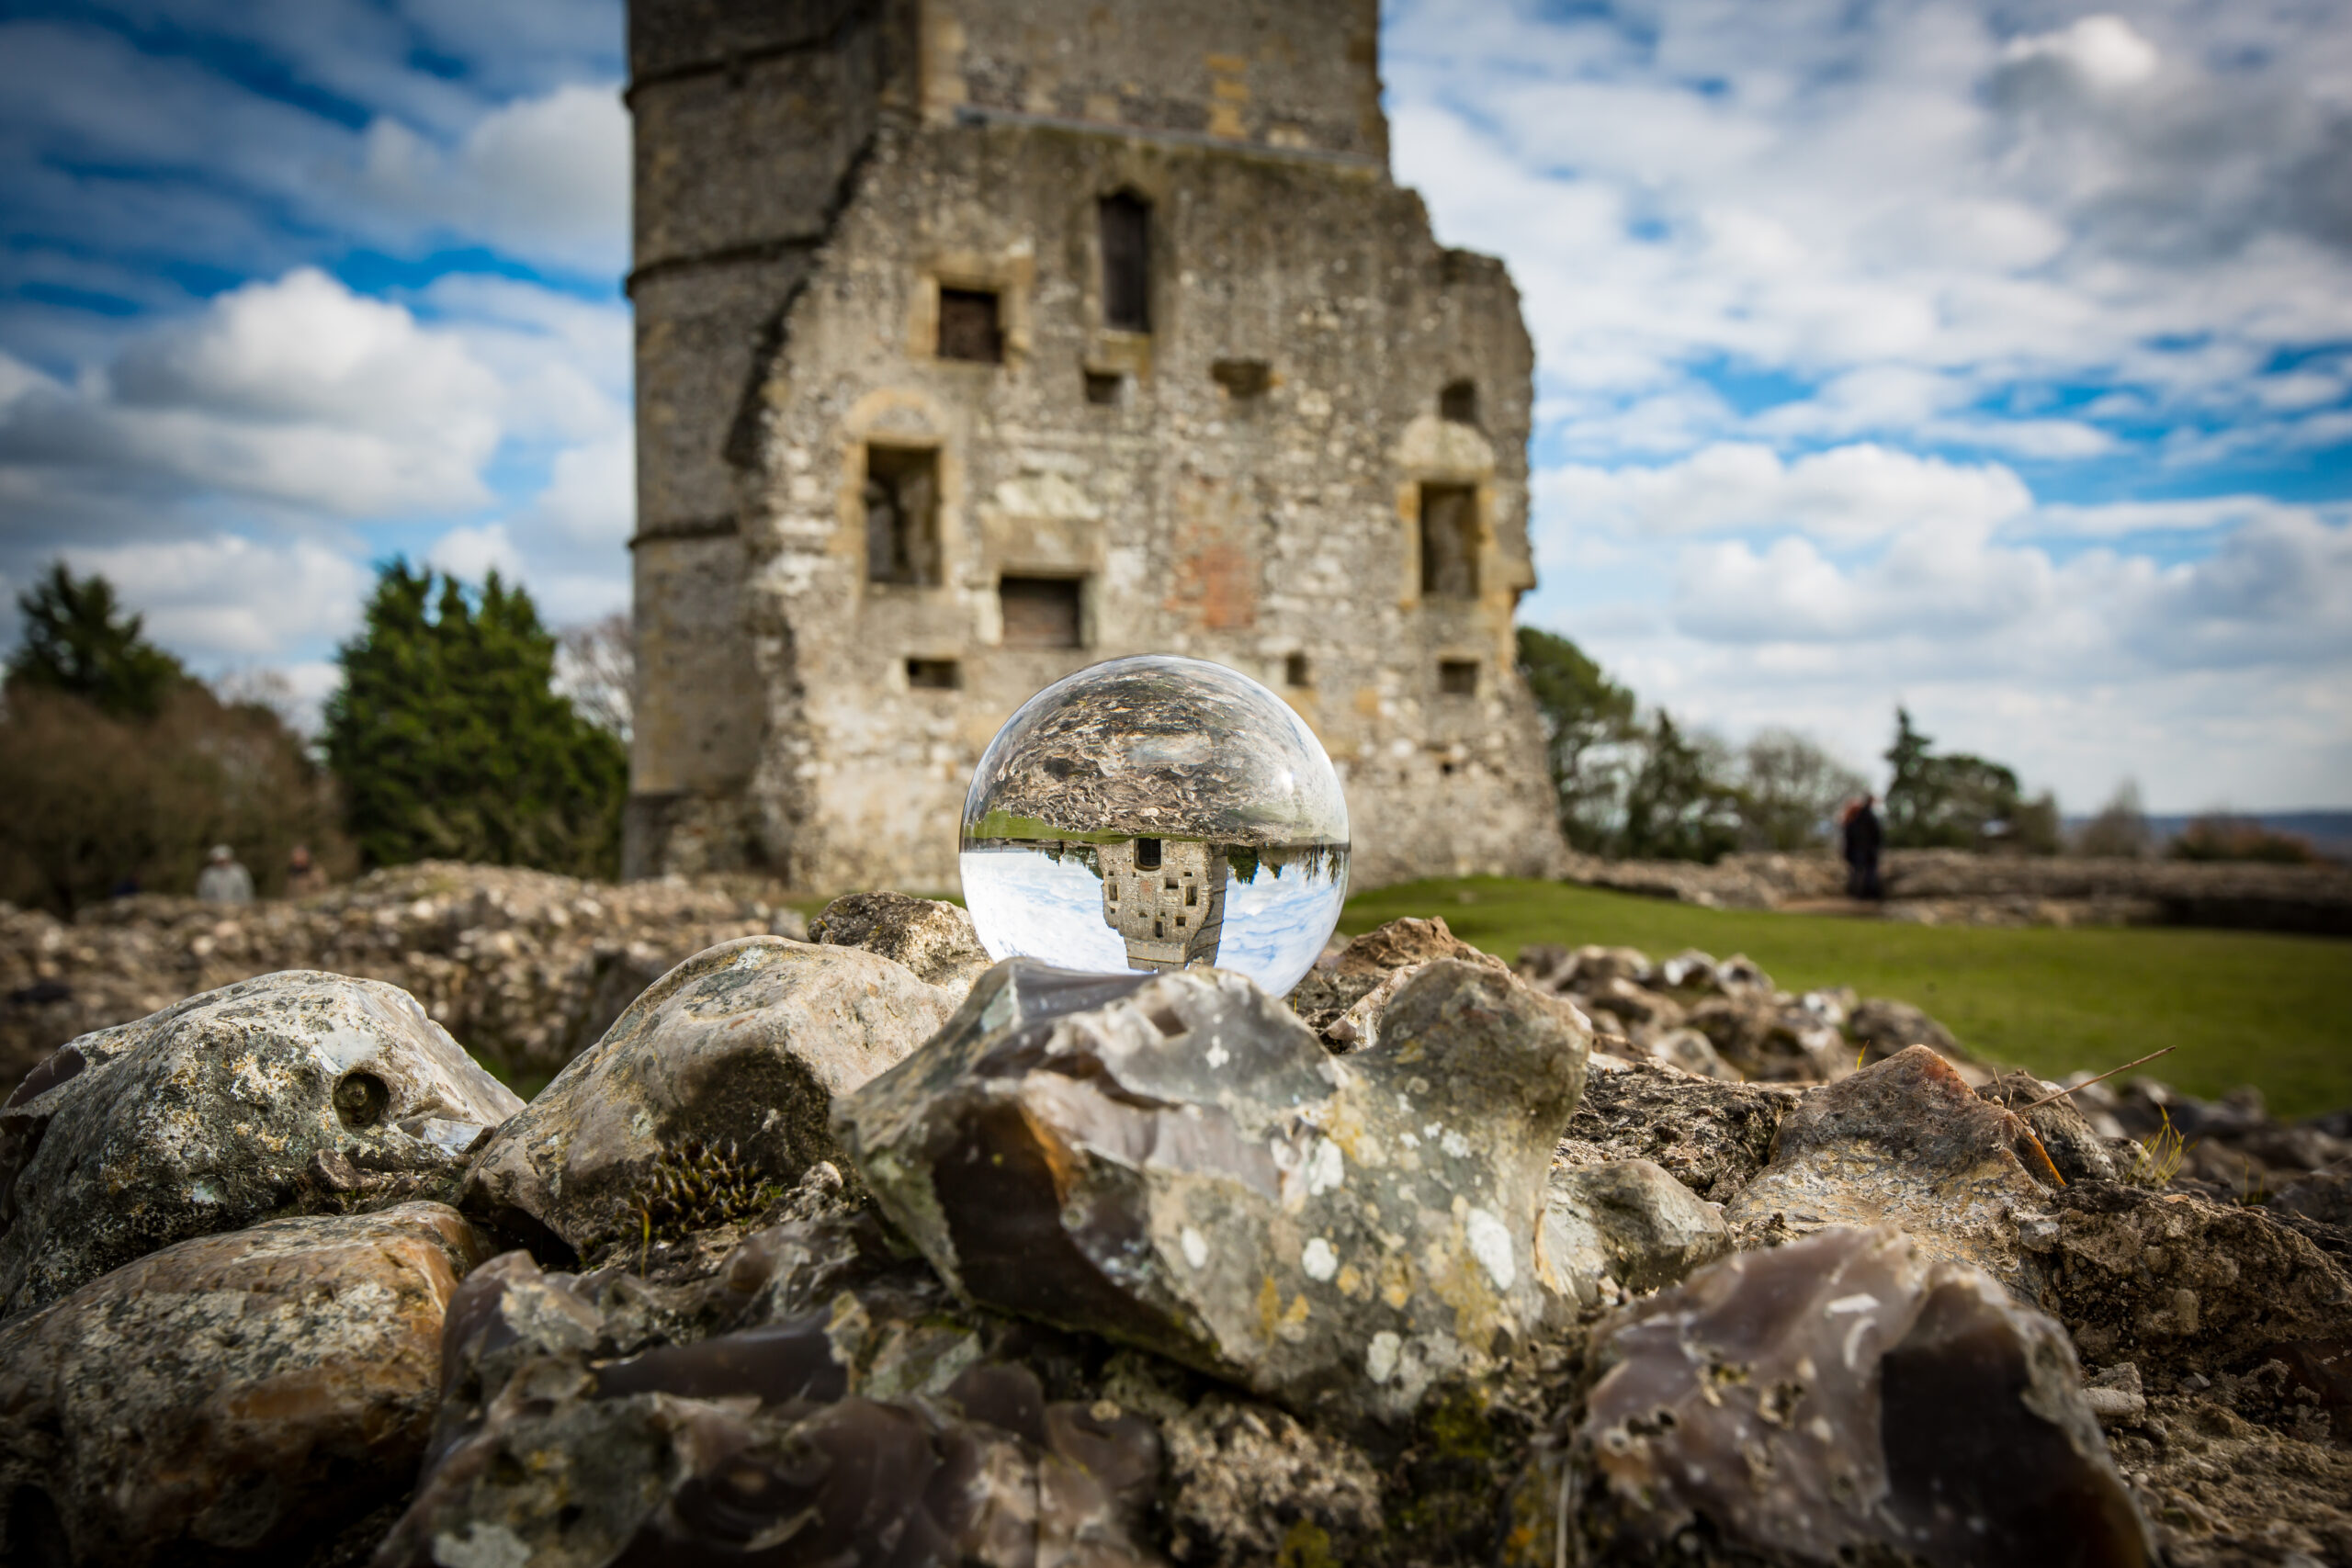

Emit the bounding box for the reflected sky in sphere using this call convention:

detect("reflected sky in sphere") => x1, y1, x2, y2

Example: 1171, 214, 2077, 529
959, 845, 1348, 996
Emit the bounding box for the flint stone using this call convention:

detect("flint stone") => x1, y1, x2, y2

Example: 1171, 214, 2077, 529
1724, 1046, 2054, 1291
1643, 1025, 1741, 1081
0, 1201, 491, 1566
808, 889, 995, 991
1290, 915, 1505, 1043
1539, 1158, 1731, 1307
0, 970, 520, 1318
1567, 1226, 2152, 1568
837, 957, 1590, 1425
2045, 1182, 2352, 1376
1556, 1056, 1802, 1204
1981, 1069, 2119, 1183
1159, 1394, 1383, 1565
384, 1233, 1161, 1567
462, 936, 958, 1258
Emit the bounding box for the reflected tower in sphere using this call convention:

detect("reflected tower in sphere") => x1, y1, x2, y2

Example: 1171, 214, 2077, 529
1099, 838, 1228, 971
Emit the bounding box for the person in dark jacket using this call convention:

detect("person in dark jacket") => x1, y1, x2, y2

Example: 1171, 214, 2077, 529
1840, 795, 1884, 900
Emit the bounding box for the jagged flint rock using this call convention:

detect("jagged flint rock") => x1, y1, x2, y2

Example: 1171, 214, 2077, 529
836, 955, 1591, 1427
959, 655, 1350, 997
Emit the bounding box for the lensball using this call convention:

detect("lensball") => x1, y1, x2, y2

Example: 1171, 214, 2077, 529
959, 655, 1351, 996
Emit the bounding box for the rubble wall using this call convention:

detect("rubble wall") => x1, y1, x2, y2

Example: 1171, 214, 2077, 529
627, 0, 1568, 891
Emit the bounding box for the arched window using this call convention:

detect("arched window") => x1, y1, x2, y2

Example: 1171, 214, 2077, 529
1100, 193, 1151, 333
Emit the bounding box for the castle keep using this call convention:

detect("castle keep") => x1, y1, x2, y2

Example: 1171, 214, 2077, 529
626, 0, 1567, 890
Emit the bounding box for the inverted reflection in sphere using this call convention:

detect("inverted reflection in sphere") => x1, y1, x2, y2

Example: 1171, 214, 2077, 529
958, 655, 1351, 996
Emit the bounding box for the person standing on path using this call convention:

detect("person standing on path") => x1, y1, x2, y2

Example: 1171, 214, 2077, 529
196, 843, 254, 904
1841, 795, 1884, 901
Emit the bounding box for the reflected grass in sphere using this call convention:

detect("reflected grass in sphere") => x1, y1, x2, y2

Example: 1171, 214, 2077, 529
958, 655, 1350, 996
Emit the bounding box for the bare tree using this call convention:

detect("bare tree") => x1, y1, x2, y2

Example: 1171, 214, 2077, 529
556, 612, 634, 742
1734, 728, 1868, 852
2075, 780, 2150, 858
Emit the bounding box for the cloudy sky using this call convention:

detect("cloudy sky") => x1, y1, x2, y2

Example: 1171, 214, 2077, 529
2, 1, 2346, 812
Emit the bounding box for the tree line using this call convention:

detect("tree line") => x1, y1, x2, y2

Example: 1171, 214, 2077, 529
1514, 626, 2062, 863
1, 560, 628, 915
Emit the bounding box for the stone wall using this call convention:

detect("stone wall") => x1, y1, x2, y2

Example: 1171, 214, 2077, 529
626, 0, 1567, 891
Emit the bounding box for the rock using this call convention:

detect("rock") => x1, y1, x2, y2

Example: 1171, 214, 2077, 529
2043, 1182, 2352, 1378
1981, 1069, 2120, 1183
1538, 1158, 1730, 1307
1159, 1395, 1384, 1565
808, 888, 994, 991
1555, 1226, 2152, 1568
1724, 1045, 2055, 1291
1556, 1056, 1802, 1204
1290, 915, 1506, 1041
0, 1201, 492, 1566
0, 970, 520, 1318
461, 935, 958, 1259
2085, 1361, 2148, 1424
1849, 995, 1977, 1069
382, 1220, 1163, 1568
0, 862, 810, 1092
2273, 1169, 2352, 1227
837, 957, 1589, 1426
1642, 1025, 1741, 1081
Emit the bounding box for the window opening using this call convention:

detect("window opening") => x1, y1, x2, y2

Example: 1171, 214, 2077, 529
998, 576, 1084, 649
906, 658, 960, 689
1419, 483, 1479, 598
1283, 652, 1310, 687
1135, 838, 1162, 871
1441, 379, 1478, 426
937, 288, 1002, 363
865, 446, 942, 585
1439, 659, 1479, 696
1101, 193, 1151, 332
1084, 369, 1124, 406
1212, 359, 1271, 399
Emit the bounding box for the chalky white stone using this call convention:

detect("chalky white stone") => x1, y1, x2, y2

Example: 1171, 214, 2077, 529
959, 655, 1350, 996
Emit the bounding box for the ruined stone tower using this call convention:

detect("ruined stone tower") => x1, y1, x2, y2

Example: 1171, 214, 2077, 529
626, 0, 1567, 891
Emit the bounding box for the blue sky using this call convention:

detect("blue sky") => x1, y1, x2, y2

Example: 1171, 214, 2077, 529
1, 0, 2346, 811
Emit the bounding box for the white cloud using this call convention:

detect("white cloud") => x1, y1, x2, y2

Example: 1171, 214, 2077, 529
1, 269, 503, 517
59, 535, 371, 661
1544, 444, 2033, 545
427, 522, 525, 583
359, 83, 628, 276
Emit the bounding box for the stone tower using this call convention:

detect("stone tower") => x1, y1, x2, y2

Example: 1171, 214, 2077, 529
1099, 838, 1227, 971
626, 0, 1567, 891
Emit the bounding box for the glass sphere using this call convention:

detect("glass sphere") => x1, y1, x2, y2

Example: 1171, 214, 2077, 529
959, 655, 1351, 996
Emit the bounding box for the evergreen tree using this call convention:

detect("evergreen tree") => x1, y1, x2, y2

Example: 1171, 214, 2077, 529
6, 561, 189, 718
1882, 706, 2025, 850
322, 562, 627, 876
1619, 712, 1743, 863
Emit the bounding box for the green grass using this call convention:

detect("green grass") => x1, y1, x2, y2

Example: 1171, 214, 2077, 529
1341, 877, 2352, 1120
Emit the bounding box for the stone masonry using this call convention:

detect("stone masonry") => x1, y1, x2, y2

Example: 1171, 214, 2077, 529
626, 0, 1568, 891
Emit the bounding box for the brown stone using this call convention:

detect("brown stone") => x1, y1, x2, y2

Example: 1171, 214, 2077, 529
0, 1202, 491, 1566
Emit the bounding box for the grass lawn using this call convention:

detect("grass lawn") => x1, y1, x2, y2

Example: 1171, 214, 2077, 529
1340, 876, 2352, 1121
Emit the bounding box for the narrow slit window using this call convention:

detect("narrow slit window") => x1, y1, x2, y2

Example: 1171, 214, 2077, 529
998, 576, 1083, 649
1419, 482, 1479, 598
1283, 652, 1310, 687
1101, 193, 1151, 332
937, 288, 1002, 363
906, 658, 960, 689
1439, 659, 1479, 696
1185, 884, 1197, 907
865, 446, 942, 585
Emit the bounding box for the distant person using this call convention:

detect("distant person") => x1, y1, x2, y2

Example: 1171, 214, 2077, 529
196, 844, 254, 905
284, 844, 329, 898
1841, 795, 1884, 901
